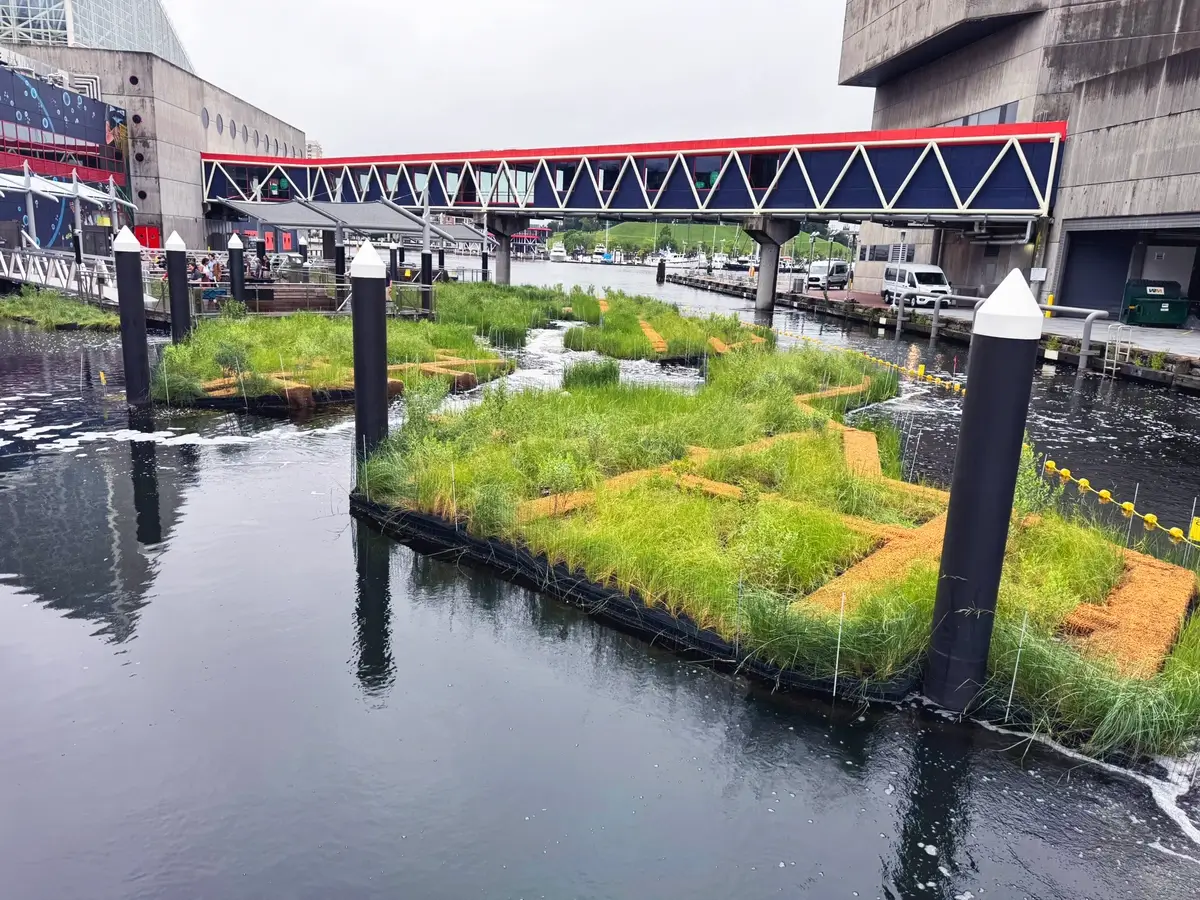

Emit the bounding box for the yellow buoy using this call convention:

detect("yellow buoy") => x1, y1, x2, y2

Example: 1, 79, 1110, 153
1144, 513, 1159, 531
1121, 501, 1136, 518
1077, 478, 1091, 493
1169, 527, 1185, 544
1098, 489, 1112, 504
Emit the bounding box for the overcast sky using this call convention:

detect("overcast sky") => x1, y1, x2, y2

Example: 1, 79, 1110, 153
162, 0, 874, 156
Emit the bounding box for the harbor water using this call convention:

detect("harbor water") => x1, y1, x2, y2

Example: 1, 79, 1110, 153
3, 264, 1200, 898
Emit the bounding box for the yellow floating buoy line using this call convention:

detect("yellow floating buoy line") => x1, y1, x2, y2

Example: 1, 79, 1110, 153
773, 329, 967, 398
1043, 459, 1200, 547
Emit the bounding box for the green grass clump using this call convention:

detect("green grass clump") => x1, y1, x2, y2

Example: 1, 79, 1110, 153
694, 431, 943, 526
432, 282, 583, 348
153, 312, 504, 400
563, 358, 619, 390
358, 347, 882, 524
563, 291, 773, 361
520, 479, 875, 631
0, 285, 118, 330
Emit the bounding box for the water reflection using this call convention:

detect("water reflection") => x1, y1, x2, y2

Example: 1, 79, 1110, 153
353, 518, 395, 699
129, 409, 163, 546
887, 721, 974, 899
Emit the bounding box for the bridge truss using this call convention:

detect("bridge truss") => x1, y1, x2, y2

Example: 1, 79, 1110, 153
201, 122, 1065, 225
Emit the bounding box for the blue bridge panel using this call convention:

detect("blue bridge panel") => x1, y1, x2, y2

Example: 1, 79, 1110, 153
825, 152, 883, 210
868, 145, 924, 204
655, 160, 699, 210
891, 151, 958, 210
763, 154, 815, 210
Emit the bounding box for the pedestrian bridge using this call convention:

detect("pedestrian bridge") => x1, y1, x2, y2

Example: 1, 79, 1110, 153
201, 122, 1064, 224
0, 245, 166, 320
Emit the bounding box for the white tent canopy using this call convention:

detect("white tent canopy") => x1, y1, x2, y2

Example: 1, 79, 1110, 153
0, 170, 137, 209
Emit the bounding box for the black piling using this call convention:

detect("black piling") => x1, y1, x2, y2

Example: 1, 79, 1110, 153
113, 227, 151, 407
437, 247, 445, 271
481, 247, 489, 282
228, 233, 246, 304
388, 243, 399, 282
298, 237, 308, 263
350, 240, 389, 460
335, 230, 347, 305
398, 246, 405, 265
353, 517, 395, 696
420, 251, 433, 313
656, 259, 666, 284
165, 231, 191, 343
925, 270, 1043, 711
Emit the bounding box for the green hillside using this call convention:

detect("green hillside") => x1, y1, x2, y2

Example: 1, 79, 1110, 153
550, 221, 851, 260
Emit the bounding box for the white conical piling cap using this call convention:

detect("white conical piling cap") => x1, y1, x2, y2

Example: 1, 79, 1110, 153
227, 233, 243, 250
165, 231, 186, 252
112, 225, 141, 253
350, 239, 386, 278
974, 268, 1043, 341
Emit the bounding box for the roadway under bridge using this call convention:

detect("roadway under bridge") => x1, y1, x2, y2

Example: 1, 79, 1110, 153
200, 122, 1066, 308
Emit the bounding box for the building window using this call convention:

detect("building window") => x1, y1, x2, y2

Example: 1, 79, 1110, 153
273, 138, 279, 155
132, 114, 142, 124
229, 119, 237, 141
135, 152, 144, 162
137, 190, 147, 200
128, 75, 139, 86
215, 114, 223, 135
242, 124, 248, 143
201, 107, 209, 129
263, 133, 269, 153
941, 100, 1021, 128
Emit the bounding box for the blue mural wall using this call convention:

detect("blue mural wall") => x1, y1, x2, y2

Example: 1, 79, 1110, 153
0, 65, 129, 250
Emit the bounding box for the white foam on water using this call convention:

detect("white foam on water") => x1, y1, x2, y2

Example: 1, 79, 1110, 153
975, 717, 1200, 850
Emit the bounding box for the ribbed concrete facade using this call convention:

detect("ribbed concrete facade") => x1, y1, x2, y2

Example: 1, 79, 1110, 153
841, 0, 1200, 308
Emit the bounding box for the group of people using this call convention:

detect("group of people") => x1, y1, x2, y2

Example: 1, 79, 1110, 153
161, 253, 272, 285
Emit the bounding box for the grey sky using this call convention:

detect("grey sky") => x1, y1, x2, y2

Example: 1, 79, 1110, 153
163, 0, 873, 156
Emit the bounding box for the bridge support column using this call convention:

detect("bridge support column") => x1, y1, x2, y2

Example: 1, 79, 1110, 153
925, 270, 1043, 712
478, 214, 529, 286
165, 231, 192, 343
742, 216, 801, 311
113, 226, 151, 408
228, 233, 246, 305
350, 241, 389, 461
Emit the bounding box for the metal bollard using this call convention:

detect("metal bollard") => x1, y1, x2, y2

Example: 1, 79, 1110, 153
925, 269, 1043, 711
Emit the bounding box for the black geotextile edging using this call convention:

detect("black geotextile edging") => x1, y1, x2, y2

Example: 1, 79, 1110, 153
170, 388, 357, 416
349, 494, 921, 703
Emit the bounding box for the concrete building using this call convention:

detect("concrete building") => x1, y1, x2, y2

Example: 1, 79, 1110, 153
8, 45, 305, 248
840, 0, 1200, 314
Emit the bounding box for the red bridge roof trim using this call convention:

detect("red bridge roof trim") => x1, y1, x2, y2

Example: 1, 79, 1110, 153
203, 122, 1068, 168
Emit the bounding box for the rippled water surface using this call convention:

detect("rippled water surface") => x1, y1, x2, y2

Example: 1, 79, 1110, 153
3, 267, 1200, 899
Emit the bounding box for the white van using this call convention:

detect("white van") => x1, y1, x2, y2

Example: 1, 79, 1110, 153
883, 263, 952, 307
807, 259, 850, 291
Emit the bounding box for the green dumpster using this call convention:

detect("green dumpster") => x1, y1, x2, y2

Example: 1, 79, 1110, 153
1122, 279, 1188, 327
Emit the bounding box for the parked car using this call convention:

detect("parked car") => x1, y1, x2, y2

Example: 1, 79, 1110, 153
883, 263, 952, 306
807, 260, 850, 290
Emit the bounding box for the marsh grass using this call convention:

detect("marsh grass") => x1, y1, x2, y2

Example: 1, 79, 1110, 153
563, 358, 619, 390
564, 291, 773, 361
433, 282, 587, 348
359, 344, 1200, 756
520, 479, 876, 631
0, 285, 118, 330
694, 431, 944, 526
358, 348, 874, 522
152, 312, 503, 399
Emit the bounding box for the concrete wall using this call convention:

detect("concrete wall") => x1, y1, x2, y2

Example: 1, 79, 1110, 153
11, 45, 304, 248
1045, 46, 1200, 295
870, 15, 1047, 128
840, 0, 1047, 87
